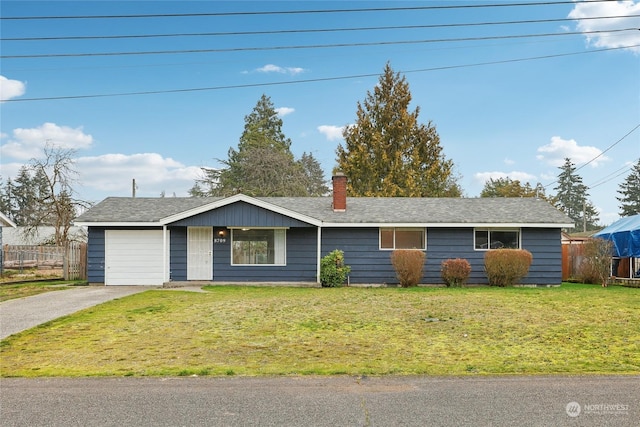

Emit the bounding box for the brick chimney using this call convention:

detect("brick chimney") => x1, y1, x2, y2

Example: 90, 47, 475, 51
332, 172, 347, 212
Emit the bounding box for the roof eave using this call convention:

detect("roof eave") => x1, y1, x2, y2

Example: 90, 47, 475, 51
73, 221, 161, 227
320, 222, 576, 228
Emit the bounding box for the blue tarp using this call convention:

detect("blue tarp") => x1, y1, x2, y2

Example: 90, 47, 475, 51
593, 214, 640, 258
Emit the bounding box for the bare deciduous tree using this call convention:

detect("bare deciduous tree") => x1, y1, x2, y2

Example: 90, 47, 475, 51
27, 142, 91, 246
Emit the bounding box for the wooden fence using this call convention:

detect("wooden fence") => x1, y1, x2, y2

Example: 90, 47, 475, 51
2, 243, 87, 280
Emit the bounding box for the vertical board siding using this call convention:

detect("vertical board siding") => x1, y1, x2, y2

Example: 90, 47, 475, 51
87, 227, 105, 283
213, 227, 317, 282
169, 201, 312, 227
169, 227, 187, 281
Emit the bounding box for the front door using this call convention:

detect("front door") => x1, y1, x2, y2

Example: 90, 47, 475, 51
187, 227, 213, 280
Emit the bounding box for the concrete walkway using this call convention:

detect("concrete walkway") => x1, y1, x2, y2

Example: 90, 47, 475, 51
0, 285, 203, 339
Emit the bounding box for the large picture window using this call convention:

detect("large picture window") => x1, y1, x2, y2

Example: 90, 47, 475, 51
474, 228, 520, 250
232, 228, 286, 265
380, 228, 426, 250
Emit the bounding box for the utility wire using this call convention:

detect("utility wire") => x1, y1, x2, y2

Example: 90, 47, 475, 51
3, 28, 636, 59
0, 1, 617, 20
588, 159, 639, 189
543, 124, 640, 189
4, 44, 637, 103
3, 14, 636, 42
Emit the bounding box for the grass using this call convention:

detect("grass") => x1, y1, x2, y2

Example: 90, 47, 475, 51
0, 284, 638, 377
0, 280, 85, 302
0, 268, 64, 284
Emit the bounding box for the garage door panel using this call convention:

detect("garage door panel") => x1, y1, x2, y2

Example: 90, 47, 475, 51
105, 230, 169, 286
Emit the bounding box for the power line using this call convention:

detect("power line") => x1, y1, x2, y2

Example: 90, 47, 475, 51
3, 14, 636, 42
4, 44, 637, 103
543, 123, 640, 190
588, 160, 639, 189
575, 124, 640, 173
3, 28, 636, 59
0, 1, 616, 20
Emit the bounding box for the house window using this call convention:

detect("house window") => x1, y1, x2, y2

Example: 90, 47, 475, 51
232, 229, 286, 265
474, 229, 520, 250
380, 228, 425, 250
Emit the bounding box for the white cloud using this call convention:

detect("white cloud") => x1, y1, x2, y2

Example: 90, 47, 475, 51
255, 64, 306, 75
275, 107, 295, 116
318, 125, 345, 141
568, 0, 640, 53
504, 158, 515, 165
536, 136, 609, 167
0, 75, 26, 101
76, 153, 202, 198
0, 122, 93, 160
474, 171, 537, 184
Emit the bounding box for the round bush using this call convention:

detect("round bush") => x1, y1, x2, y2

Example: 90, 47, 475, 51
441, 258, 471, 287
484, 249, 533, 287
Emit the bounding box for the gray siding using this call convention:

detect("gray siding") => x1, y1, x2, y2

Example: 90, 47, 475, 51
169, 201, 312, 227
87, 227, 106, 283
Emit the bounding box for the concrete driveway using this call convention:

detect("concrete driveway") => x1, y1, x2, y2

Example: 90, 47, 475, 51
0, 286, 154, 339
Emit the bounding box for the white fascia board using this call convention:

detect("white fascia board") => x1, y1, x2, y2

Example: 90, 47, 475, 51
0, 211, 17, 228
320, 222, 575, 228
160, 193, 322, 226
73, 221, 161, 227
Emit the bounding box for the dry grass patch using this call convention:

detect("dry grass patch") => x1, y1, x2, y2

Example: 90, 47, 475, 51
1, 285, 638, 377
0, 281, 81, 302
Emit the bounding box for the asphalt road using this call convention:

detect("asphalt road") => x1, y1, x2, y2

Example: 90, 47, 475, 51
1, 375, 637, 427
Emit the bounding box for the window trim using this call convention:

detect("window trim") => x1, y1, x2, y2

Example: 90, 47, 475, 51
474, 228, 521, 251
379, 227, 426, 251
230, 227, 287, 266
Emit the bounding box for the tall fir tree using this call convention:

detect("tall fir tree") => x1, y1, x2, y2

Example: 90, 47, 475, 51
298, 152, 329, 196
12, 166, 38, 226
616, 159, 640, 217
554, 158, 599, 231
336, 63, 461, 197
196, 94, 325, 197
0, 177, 16, 220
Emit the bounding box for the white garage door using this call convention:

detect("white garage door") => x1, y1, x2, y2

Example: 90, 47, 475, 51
105, 230, 169, 286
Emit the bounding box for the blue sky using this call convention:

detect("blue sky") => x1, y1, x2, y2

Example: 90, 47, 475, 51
1, 0, 639, 225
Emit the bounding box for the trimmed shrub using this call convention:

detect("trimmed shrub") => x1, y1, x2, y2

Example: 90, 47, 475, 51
390, 250, 425, 287
441, 258, 472, 287
484, 249, 533, 287
320, 249, 351, 287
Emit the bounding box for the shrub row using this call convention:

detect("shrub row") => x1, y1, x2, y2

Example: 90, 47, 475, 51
321, 248, 534, 287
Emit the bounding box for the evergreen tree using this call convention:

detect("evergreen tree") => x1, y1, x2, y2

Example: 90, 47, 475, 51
554, 158, 599, 231
196, 94, 324, 197
616, 159, 640, 217
0, 177, 15, 220
336, 63, 461, 197
12, 166, 38, 226
481, 177, 548, 200
299, 152, 329, 196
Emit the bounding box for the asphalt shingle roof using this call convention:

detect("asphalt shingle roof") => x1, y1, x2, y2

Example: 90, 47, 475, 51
75, 196, 572, 226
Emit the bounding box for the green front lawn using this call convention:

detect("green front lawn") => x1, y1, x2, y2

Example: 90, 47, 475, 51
1, 284, 638, 377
